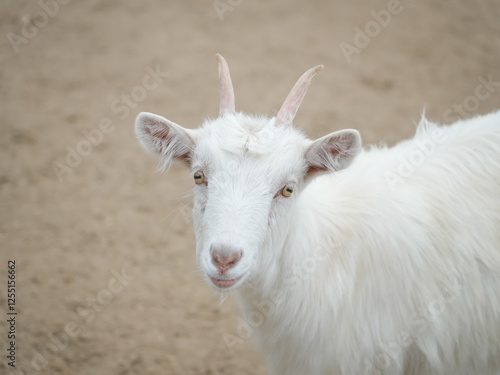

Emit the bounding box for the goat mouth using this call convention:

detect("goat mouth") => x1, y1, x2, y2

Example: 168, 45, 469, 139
209, 276, 242, 289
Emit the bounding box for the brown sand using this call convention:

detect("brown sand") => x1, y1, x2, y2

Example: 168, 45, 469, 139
1, 0, 499, 374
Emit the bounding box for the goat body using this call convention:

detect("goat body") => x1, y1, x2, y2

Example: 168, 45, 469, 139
237, 111, 500, 374
135, 55, 500, 375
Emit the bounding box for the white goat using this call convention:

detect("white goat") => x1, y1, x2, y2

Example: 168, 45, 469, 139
135, 55, 500, 375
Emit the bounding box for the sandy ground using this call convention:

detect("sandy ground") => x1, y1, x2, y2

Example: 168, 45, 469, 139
0, 0, 499, 374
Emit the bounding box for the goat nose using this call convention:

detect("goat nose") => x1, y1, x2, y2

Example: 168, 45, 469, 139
211, 249, 242, 274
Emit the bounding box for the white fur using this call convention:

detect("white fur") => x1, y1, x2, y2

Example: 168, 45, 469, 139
136, 106, 500, 374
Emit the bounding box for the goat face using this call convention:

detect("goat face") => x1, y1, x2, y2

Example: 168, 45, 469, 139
190, 115, 309, 289
135, 111, 361, 290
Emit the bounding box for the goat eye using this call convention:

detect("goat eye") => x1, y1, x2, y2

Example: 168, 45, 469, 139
281, 185, 293, 197
194, 171, 205, 184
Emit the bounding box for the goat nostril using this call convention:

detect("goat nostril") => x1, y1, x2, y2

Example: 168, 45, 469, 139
211, 249, 242, 272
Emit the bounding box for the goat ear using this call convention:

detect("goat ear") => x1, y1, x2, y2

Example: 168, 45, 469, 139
305, 129, 361, 176
135, 112, 194, 169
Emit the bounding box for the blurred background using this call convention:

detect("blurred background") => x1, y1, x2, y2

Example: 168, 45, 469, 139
0, 0, 499, 374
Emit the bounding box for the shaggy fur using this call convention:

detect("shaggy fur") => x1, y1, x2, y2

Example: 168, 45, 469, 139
235, 111, 500, 375
135, 62, 500, 374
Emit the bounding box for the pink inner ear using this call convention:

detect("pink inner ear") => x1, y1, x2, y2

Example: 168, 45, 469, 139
143, 119, 170, 155
305, 164, 325, 177
305, 147, 335, 176
144, 119, 167, 137
143, 118, 191, 161
305, 131, 360, 176
305, 139, 341, 172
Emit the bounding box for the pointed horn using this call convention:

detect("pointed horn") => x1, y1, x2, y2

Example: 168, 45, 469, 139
275, 64, 324, 127
215, 54, 235, 116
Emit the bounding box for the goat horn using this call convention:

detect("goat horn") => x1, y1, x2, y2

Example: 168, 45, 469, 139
275, 65, 324, 127
215, 54, 235, 116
